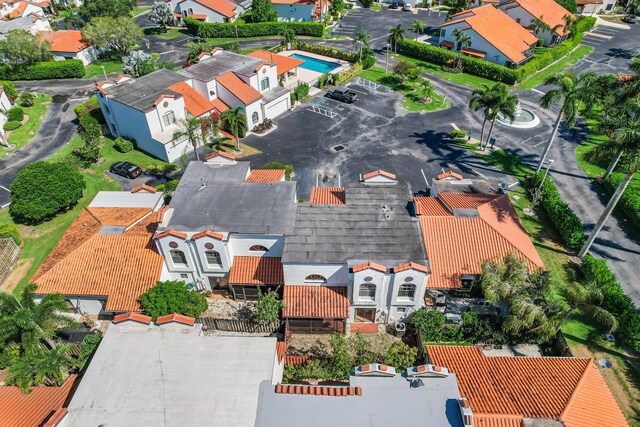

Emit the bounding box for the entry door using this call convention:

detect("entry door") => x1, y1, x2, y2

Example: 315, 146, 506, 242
354, 308, 376, 323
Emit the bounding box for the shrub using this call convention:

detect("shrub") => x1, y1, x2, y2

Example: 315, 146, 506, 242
383, 341, 418, 371
602, 173, 640, 232
317, 74, 329, 88
255, 288, 284, 324
9, 161, 85, 224
260, 161, 293, 180
294, 83, 309, 100
6, 107, 24, 122
518, 34, 583, 81
575, 16, 597, 33
537, 38, 545, 47
412, 308, 445, 341
19, 93, 35, 107
362, 56, 375, 69
252, 118, 273, 134
114, 137, 134, 153
140, 280, 208, 321
0, 80, 17, 102
335, 61, 363, 85
3, 120, 21, 131
360, 0, 373, 7
156, 178, 179, 193
450, 129, 467, 140
185, 18, 324, 38
0, 223, 21, 245
0, 60, 84, 80
330, 332, 353, 379
528, 173, 584, 249
398, 39, 519, 84
284, 359, 336, 381
296, 41, 358, 62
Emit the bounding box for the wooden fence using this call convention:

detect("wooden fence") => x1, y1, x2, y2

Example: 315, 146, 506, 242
198, 317, 282, 334
0, 238, 20, 286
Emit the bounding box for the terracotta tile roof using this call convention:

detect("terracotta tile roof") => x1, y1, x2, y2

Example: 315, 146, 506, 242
168, 81, 217, 117
285, 355, 308, 365
437, 170, 463, 180
211, 97, 229, 112
113, 312, 152, 324
156, 313, 196, 326
0, 375, 76, 427
474, 414, 523, 427
426, 346, 627, 427
309, 187, 346, 205
193, 0, 236, 18
131, 183, 157, 193
245, 169, 285, 183
216, 71, 262, 105
352, 261, 387, 273
247, 50, 304, 75
39, 30, 89, 53
276, 341, 286, 363
8, 1, 28, 19
275, 384, 361, 397
156, 229, 188, 240
439, 5, 538, 64
283, 285, 348, 318
157, 205, 169, 222
362, 169, 396, 180
501, 0, 573, 36
393, 262, 428, 273
43, 408, 68, 427
191, 228, 224, 240
350, 323, 379, 333
414, 196, 452, 216
86, 207, 152, 227
438, 192, 502, 210
34, 210, 163, 312
228, 256, 284, 285
205, 150, 236, 161
420, 195, 543, 289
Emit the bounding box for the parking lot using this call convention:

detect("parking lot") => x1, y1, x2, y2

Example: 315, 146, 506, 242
243, 80, 511, 199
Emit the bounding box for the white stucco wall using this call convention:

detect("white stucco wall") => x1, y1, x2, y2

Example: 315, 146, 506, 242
0, 90, 11, 111
229, 235, 285, 258
439, 26, 512, 65
497, 5, 565, 46
262, 91, 290, 120
283, 263, 349, 286
52, 45, 98, 66
169, 0, 232, 23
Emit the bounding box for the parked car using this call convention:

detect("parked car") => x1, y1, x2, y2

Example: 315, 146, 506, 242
403, 2, 412, 11
109, 161, 143, 179
389, 2, 399, 9
326, 88, 358, 103
622, 14, 637, 23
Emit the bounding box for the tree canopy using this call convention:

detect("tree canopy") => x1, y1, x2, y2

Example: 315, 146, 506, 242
78, 0, 136, 21
0, 30, 52, 66
140, 281, 208, 321
248, 0, 278, 23
82, 16, 143, 57
149, 1, 175, 31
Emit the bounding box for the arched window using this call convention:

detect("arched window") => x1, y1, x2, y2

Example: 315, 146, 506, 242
170, 250, 187, 266
252, 112, 259, 124
249, 245, 269, 252
162, 111, 176, 126
359, 283, 376, 301
398, 283, 416, 300
205, 250, 222, 268
304, 274, 327, 284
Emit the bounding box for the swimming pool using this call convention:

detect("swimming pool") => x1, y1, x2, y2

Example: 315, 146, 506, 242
290, 53, 340, 74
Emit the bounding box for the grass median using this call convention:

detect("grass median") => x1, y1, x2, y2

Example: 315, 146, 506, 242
518, 45, 594, 90
1, 94, 51, 159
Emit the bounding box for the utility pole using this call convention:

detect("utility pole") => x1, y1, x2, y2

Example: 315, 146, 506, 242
536, 159, 554, 194
385, 43, 390, 73
235, 25, 239, 44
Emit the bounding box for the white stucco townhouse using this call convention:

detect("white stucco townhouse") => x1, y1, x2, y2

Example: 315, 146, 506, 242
39, 30, 98, 65
168, 0, 243, 23
497, 0, 573, 46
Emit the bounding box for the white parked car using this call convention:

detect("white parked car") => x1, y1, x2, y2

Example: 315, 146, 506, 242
403, 2, 412, 11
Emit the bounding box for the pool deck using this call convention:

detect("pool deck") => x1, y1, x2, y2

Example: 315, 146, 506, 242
279, 50, 351, 88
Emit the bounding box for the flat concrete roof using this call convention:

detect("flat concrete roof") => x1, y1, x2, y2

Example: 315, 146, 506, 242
255, 373, 464, 427
65, 323, 276, 427
89, 191, 163, 209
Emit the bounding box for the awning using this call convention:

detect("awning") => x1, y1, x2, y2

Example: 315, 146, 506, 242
461, 48, 486, 58
229, 256, 284, 285
440, 40, 454, 49
283, 285, 349, 318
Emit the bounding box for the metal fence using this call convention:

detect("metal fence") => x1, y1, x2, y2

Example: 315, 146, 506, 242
198, 317, 282, 334
0, 238, 20, 286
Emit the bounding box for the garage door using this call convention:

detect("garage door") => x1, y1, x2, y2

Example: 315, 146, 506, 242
264, 97, 288, 119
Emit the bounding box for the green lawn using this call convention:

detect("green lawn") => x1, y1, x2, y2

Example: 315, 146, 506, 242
144, 27, 188, 39
2, 134, 167, 297
84, 60, 123, 78
394, 53, 497, 89
358, 66, 450, 112
1, 95, 51, 159
518, 45, 594, 90
131, 5, 150, 16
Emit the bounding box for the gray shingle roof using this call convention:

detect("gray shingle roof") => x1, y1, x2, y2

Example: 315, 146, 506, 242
179, 51, 274, 81
104, 69, 186, 112
166, 161, 297, 235
283, 183, 427, 265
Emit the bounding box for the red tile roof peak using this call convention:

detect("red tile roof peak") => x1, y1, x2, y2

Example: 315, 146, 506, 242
192, 228, 224, 241
362, 169, 396, 180
131, 183, 157, 193
156, 313, 196, 326
352, 261, 387, 273
156, 229, 188, 240
393, 262, 428, 273
113, 312, 152, 324
245, 169, 286, 183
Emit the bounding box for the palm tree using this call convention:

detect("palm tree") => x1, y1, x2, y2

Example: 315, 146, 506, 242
172, 117, 207, 162
353, 28, 370, 61
35, 345, 75, 386
280, 28, 296, 47
579, 136, 640, 258
557, 281, 618, 333
221, 107, 247, 152
530, 16, 551, 36
482, 83, 518, 150
446, 0, 471, 18
418, 79, 436, 103
621, 60, 640, 102
537, 71, 598, 172
562, 13, 578, 38
60, 6, 81, 30
410, 20, 426, 41
452, 29, 471, 69
469, 83, 500, 146
388, 24, 405, 54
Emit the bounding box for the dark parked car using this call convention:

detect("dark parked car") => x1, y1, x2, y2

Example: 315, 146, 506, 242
622, 14, 637, 23
109, 161, 143, 179
326, 88, 358, 103
389, 2, 399, 9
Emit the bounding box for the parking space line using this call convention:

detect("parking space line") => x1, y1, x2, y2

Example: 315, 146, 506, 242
584, 31, 613, 40
531, 88, 544, 95
0, 185, 9, 192
343, 85, 369, 95
450, 123, 459, 130
1, 202, 10, 209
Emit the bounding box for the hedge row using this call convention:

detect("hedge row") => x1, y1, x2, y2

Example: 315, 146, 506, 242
397, 39, 520, 84
528, 173, 584, 249
603, 173, 640, 232
581, 255, 640, 350
0, 60, 84, 81
184, 17, 324, 38
296, 42, 358, 62
0, 223, 21, 246
0, 80, 17, 102
575, 16, 597, 34
517, 34, 584, 81
335, 61, 363, 85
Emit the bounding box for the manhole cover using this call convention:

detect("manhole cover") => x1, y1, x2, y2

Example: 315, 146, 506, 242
332, 145, 346, 152
598, 358, 613, 369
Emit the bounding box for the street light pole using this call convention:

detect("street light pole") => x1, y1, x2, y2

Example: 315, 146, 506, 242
101, 66, 107, 81
235, 25, 239, 44
536, 159, 554, 194
385, 43, 390, 73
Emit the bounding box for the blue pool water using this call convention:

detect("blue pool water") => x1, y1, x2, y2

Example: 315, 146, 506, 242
290, 53, 340, 73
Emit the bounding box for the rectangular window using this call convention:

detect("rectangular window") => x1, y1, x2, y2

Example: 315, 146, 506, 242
440, 29, 446, 38
397, 307, 407, 314
354, 308, 376, 323
170, 250, 187, 265
358, 284, 376, 301
162, 111, 176, 127
260, 78, 269, 91
398, 284, 416, 300
205, 251, 222, 268
180, 273, 189, 279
